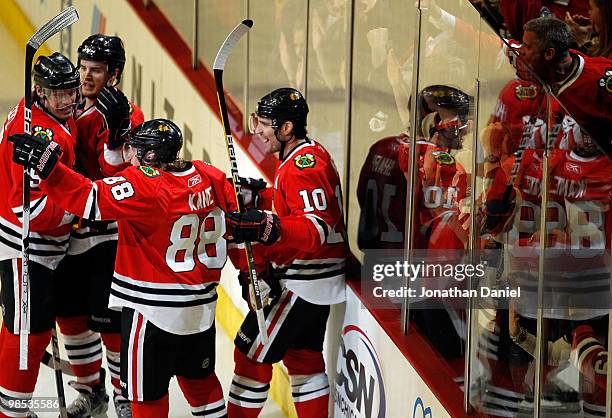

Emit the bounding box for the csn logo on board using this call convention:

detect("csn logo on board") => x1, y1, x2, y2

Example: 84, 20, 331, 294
334, 325, 386, 418
413, 397, 433, 418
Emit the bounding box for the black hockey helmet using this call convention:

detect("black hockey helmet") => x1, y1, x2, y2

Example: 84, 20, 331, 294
254, 88, 309, 137
420, 85, 473, 119
126, 119, 182, 166
78, 34, 126, 81
33, 52, 80, 90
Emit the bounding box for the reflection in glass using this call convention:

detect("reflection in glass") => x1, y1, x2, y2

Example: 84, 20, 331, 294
306, 0, 350, 180
200, 0, 247, 109
348, 0, 415, 263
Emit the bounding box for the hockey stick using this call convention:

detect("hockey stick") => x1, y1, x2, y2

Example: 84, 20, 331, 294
50, 328, 68, 417
21, 3, 78, 371
41, 350, 74, 376
22, 7, 78, 418
213, 19, 269, 345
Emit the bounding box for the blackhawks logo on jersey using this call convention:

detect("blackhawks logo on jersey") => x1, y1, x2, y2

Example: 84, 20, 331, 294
32, 126, 54, 142
294, 153, 316, 170
515, 84, 538, 100
598, 69, 612, 94
138, 165, 161, 178
432, 151, 455, 165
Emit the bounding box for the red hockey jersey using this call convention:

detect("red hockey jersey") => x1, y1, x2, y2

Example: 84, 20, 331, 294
493, 149, 612, 319
264, 139, 347, 305
75, 100, 144, 180
0, 100, 77, 269
40, 160, 238, 334
357, 134, 408, 250
69, 100, 145, 255
487, 79, 569, 160
556, 52, 612, 153
398, 140, 469, 250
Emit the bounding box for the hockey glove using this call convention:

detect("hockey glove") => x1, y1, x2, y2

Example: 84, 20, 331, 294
229, 176, 267, 208
238, 265, 282, 311
480, 185, 517, 235
227, 209, 281, 245
77, 217, 114, 232
9, 133, 61, 179
96, 86, 131, 149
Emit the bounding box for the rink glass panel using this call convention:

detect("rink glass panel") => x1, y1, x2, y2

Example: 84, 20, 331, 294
346, 0, 416, 267
152, 0, 194, 53
199, 0, 247, 114
246, 0, 307, 122
305, 0, 350, 186
465, 14, 550, 417
403, 0, 483, 399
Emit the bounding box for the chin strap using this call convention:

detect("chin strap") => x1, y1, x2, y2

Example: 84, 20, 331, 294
276, 130, 295, 161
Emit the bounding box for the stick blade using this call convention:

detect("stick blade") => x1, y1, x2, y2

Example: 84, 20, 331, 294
28, 6, 79, 49
213, 19, 253, 71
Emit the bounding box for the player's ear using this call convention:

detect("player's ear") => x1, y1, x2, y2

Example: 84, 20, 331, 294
281, 120, 294, 136
107, 68, 120, 87
543, 47, 556, 62
34, 85, 45, 100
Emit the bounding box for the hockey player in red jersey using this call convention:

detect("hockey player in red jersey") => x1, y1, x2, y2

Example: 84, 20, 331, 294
397, 86, 472, 252
9, 119, 237, 418
53, 35, 144, 418
0, 52, 80, 418
225, 88, 347, 417
519, 17, 612, 156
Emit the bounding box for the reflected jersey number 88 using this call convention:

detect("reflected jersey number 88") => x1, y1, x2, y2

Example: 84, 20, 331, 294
509, 199, 606, 258
166, 208, 227, 272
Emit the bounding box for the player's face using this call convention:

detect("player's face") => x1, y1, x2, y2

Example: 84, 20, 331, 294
39, 86, 79, 120
521, 31, 547, 80
250, 114, 281, 154
79, 59, 110, 98
432, 118, 469, 149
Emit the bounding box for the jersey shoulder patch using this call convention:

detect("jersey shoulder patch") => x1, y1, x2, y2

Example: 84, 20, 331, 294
138, 165, 162, 178
32, 125, 54, 142
598, 68, 612, 94
294, 153, 316, 170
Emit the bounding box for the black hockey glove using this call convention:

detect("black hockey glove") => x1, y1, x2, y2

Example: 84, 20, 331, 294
227, 209, 281, 245
78, 217, 115, 232
238, 265, 281, 311
9, 133, 61, 179
480, 185, 517, 235
229, 176, 267, 208
96, 86, 131, 149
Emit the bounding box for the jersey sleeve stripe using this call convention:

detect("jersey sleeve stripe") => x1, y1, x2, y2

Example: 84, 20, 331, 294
574, 337, 602, 368
84, 183, 101, 220
11, 195, 48, 221
304, 214, 328, 245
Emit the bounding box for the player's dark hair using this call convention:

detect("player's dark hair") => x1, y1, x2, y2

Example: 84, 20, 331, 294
524, 17, 572, 61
